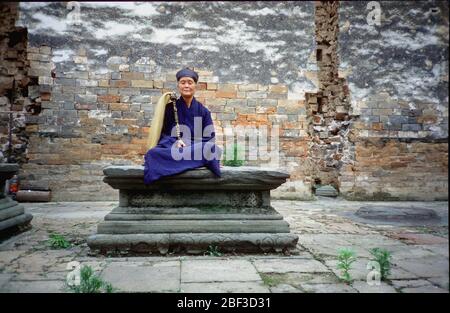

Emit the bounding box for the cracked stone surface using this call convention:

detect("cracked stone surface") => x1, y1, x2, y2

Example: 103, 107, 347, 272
181, 259, 261, 283
181, 282, 270, 293
101, 261, 181, 292
0, 198, 447, 293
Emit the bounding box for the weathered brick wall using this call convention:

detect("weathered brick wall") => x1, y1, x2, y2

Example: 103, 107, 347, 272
337, 1, 448, 200
0, 2, 35, 166
1, 1, 447, 201
19, 56, 313, 201
304, 1, 354, 193
345, 138, 448, 200
11, 2, 316, 201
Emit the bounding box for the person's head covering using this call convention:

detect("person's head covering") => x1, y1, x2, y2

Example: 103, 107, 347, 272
176, 68, 199, 83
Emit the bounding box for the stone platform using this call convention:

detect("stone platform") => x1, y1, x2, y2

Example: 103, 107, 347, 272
0, 164, 33, 239
87, 166, 298, 254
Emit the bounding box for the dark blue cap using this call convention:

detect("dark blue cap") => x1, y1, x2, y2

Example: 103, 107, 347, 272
176, 68, 199, 83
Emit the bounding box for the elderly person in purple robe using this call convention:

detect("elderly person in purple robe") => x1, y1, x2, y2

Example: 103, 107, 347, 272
143, 68, 222, 184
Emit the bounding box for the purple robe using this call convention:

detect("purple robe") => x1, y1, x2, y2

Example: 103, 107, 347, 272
144, 96, 222, 184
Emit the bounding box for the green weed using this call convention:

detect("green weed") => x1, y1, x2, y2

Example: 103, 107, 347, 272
337, 248, 357, 284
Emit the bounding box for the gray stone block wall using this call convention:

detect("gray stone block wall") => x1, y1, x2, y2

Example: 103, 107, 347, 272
338, 1, 448, 140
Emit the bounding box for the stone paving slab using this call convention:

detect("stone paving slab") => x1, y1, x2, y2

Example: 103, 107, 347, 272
0, 273, 14, 289
426, 277, 450, 290
386, 233, 448, 245
394, 257, 449, 278
391, 279, 434, 289
298, 234, 409, 258
11, 271, 67, 281
10, 251, 61, 273
277, 272, 339, 285
401, 286, 448, 293
0, 199, 447, 293
258, 272, 340, 292
285, 214, 380, 235
180, 282, 270, 293
0, 250, 25, 266
420, 243, 449, 258
269, 284, 302, 293
74, 260, 107, 272
101, 261, 181, 292
300, 283, 358, 293
391, 279, 449, 293
388, 245, 442, 261
324, 258, 419, 281
181, 259, 261, 283
253, 258, 329, 273
1, 280, 65, 293
351, 281, 397, 293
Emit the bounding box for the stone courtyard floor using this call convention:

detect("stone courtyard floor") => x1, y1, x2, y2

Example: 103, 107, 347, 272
0, 198, 448, 293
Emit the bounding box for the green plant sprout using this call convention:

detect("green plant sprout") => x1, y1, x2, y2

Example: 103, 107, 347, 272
47, 233, 71, 249
369, 248, 392, 281
206, 245, 222, 257
222, 144, 244, 167
337, 248, 357, 284
260, 273, 284, 287
67, 265, 115, 293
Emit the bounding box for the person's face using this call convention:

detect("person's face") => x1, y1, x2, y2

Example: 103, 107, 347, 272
177, 77, 196, 98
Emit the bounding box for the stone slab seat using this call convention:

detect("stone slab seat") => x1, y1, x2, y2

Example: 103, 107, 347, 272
103, 165, 291, 190
87, 165, 299, 254
0, 164, 33, 238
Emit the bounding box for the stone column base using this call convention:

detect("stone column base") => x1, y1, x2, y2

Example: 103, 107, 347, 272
0, 197, 33, 240
87, 233, 299, 255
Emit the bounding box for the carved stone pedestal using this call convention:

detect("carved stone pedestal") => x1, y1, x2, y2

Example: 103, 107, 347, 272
87, 166, 298, 255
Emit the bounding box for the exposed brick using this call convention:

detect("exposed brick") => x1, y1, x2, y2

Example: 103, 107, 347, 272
110, 80, 130, 88
195, 90, 216, 98
75, 103, 95, 110
115, 119, 138, 126
40, 92, 51, 101
217, 83, 237, 92
247, 91, 267, 99
238, 84, 258, 91
372, 122, 384, 130
417, 115, 438, 124
98, 94, 120, 103
153, 80, 164, 88
77, 79, 98, 87
207, 83, 218, 90
402, 123, 422, 131
109, 103, 130, 111
215, 91, 236, 98
335, 112, 348, 120
75, 94, 97, 104
269, 84, 288, 93
121, 72, 145, 80
216, 113, 236, 120
131, 80, 154, 88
